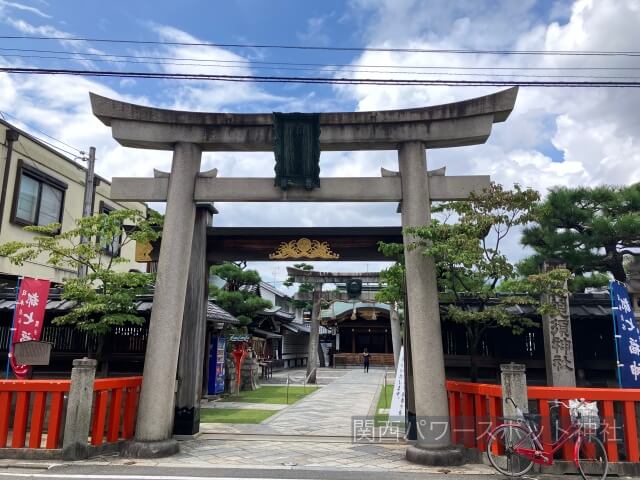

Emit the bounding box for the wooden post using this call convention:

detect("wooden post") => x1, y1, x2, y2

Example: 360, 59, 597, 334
174, 205, 214, 435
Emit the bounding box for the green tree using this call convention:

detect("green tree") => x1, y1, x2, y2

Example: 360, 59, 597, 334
521, 184, 640, 283
283, 262, 315, 310
283, 262, 328, 367
375, 243, 405, 306
0, 209, 163, 364
209, 262, 272, 327
385, 183, 569, 382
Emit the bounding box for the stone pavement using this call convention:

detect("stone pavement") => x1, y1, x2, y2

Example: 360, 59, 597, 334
84, 435, 492, 474
266, 368, 384, 436
71, 368, 493, 474
200, 368, 386, 436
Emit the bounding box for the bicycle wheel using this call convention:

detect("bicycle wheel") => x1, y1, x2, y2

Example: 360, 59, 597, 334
487, 424, 535, 477
577, 435, 608, 480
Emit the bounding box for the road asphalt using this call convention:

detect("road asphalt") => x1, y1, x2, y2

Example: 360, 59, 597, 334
0, 464, 544, 480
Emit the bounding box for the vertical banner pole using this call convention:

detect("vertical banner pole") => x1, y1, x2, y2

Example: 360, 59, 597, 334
609, 280, 623, 388
4, 277, 21, 379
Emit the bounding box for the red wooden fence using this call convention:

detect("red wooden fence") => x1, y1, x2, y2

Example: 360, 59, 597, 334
0, 379, 69, 449
90, 377, 142, 446
446, 380, 640, 463
0, 375, 142, 450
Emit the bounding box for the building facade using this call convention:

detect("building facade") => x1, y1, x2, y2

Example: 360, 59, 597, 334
250, 282, 310, 368
0, 120, 147, 285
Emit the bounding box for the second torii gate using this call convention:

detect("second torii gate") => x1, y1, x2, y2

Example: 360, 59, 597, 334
285, 266, 389, 383
90, 86, 518, 465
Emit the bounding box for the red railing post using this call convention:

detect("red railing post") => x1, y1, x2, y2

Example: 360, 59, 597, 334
461, 392, 475, 448
474, 392, 488, 452
622, 401, 639, 462
122, 386, 139, 439
0, 391, 11, 447
602, 400, 619, 462
28, 391, 46, 448
106, 388, 123, 443
46, 391, 65, 449
12, 391, 30, 448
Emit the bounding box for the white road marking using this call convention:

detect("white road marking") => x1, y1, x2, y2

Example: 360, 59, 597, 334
0, 475, 318, 480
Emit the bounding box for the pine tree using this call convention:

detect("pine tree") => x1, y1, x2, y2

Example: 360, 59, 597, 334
521, 184, 640, 282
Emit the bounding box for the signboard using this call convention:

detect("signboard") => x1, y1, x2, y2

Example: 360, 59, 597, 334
14, 341, 53, 365
229, 334, 251, 342
208, 336, 226, 395
9, 277, 51, 378
610, 281, 640, 388
388, 346, 405, 419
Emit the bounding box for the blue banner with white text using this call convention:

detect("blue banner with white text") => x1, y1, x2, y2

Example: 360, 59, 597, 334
610, 281, 640, 388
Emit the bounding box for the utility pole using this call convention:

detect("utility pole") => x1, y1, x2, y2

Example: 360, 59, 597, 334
78, 146, 96, 277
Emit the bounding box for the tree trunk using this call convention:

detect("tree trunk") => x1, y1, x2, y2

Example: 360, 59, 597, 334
469, 348, 479, 383
95, 334, 108, 378
318, 338, 326, 367
610, 257, 627, 282
468, 328, 482, 383
605, 246, 627, 282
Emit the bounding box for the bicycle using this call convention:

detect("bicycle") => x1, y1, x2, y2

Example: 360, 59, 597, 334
486, 397, 608, 479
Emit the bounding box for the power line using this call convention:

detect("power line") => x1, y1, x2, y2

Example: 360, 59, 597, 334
0, 110, 84, 156
3, 34, 640, 57
2, 66, 640, 87
5, 52, 640, 80
3, 47, 640, 71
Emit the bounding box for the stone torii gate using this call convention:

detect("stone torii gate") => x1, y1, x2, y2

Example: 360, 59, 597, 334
90, 87, 518, 464
285, 266, 387, 383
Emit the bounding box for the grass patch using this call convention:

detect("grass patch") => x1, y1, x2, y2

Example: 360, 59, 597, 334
200, 408, 276, 424
375, 384, 394, 426
221, 385, 319, 405
377, 384, 394, 410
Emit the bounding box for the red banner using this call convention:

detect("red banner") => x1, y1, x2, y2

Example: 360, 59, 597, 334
9, 277, 51, 378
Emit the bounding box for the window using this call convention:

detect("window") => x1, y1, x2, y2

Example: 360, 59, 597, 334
11, 160, 66, 229
98, 201, 121, 257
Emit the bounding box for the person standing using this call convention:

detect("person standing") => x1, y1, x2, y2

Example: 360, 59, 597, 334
363, 348, 370, 373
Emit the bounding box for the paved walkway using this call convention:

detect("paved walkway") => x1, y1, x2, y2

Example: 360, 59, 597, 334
60, 368, 493, 474
266, 369, 384, 436
200, 368, 384, 436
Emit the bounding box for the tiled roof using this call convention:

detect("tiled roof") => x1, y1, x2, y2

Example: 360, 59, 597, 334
0, 291, 239, 324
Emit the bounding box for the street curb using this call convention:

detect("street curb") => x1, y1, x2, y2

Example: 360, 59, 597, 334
0, 462, 61, 470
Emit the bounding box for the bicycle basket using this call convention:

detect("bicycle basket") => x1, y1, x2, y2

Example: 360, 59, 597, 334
569, 399, 600, 433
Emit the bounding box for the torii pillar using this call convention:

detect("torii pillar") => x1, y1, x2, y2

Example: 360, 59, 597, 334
399, 142, 462, 464
91, 87, 518, 462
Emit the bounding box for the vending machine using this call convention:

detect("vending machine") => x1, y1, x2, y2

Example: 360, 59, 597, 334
208, 336, 226, 395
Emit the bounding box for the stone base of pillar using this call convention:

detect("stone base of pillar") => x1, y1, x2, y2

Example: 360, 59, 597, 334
121, 439, 179, 458
173, 406, 200, 436
62, 442, 90, 461
406, 445, 464, 466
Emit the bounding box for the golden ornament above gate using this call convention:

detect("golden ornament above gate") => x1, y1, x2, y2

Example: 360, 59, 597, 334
269, 238, 340, 260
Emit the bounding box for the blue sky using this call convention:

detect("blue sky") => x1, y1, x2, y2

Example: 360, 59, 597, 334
0, 0, 637, 286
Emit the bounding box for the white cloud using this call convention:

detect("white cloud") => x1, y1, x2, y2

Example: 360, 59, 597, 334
297, 12, 335, 46
0, 0, 638, 273
0, 0, 50, 18
336, 0, 640, 194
